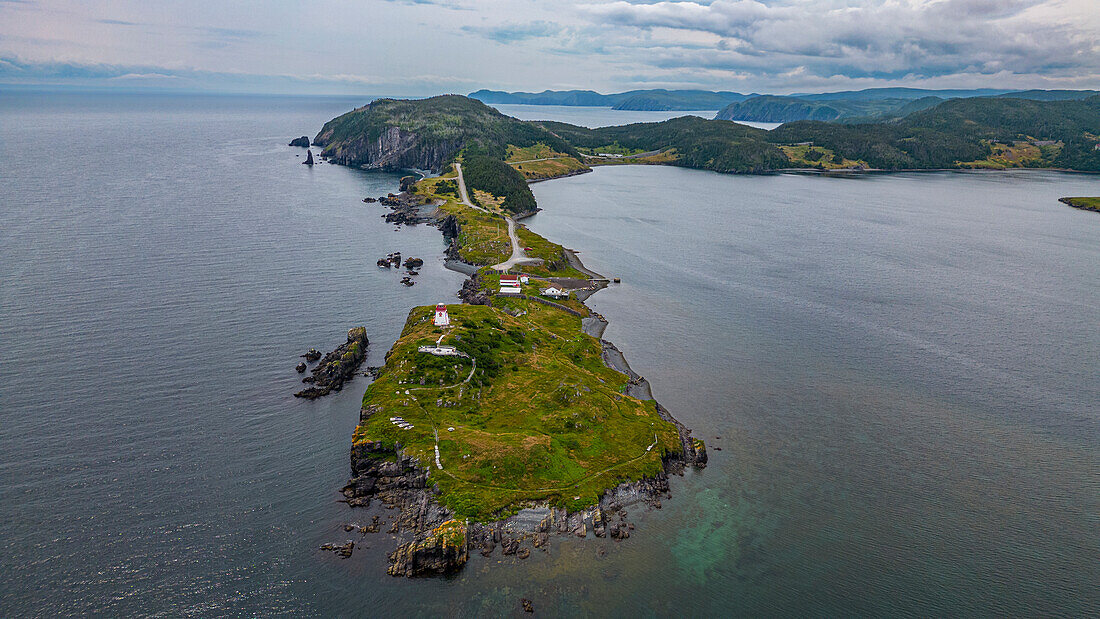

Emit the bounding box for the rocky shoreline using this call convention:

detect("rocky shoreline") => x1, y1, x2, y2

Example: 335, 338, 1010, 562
295, 327, 369, 399
332, 194, 707, 577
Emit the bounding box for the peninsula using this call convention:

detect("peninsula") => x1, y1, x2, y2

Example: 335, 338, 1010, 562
313, 93, 1098, 576
315, 97, 707, 577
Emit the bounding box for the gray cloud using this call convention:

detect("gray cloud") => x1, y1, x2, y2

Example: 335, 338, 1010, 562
462, 20, 564, 43
580, 0, 1100, 83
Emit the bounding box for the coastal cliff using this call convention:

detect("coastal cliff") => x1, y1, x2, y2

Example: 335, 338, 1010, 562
312, 95, 578, 173
315, 123, 463, 171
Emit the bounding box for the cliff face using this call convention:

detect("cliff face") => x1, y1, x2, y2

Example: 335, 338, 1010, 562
315, 125, 460, 172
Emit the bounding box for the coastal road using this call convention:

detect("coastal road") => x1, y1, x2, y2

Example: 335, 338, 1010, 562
454, 161, 538, 272
491, 216, 539, 272
452, 162, 487, 214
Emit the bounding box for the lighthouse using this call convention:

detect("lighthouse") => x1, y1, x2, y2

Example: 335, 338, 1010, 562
433, 303, 450, 327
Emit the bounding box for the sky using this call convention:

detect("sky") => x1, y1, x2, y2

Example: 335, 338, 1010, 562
1, 0, 1098, 96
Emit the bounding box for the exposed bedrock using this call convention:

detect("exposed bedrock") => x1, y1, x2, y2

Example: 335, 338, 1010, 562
294, 327, 368, 399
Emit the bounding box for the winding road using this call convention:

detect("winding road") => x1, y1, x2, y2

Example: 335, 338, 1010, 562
454, 161, 539, 272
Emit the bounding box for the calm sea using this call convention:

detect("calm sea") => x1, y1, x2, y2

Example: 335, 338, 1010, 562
1, 92, 1097, 616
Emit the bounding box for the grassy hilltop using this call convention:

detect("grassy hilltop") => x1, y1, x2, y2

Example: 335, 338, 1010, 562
354, 302, 681, 520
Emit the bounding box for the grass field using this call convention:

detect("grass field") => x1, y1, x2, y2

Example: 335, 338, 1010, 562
779, 144, 866, 169
506, 143, 591, 181
416, 174, 590, 278
958, 140, 1058, 169
1059, 196, 1100, 212
353, 302, 682, 520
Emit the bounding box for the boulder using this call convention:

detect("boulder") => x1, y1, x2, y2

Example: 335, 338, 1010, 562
320, 540, 354, 558
387, 520, 468, 577
403, 257, 424, 269
295, 362, 307, 373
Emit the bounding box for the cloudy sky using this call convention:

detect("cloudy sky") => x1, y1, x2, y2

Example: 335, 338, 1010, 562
1, 0, 1097, 95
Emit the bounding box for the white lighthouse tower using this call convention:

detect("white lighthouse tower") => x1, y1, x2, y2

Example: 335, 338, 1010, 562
433, 303, 450, 327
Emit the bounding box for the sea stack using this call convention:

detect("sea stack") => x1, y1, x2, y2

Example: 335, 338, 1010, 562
303, 150, 315, 165
289, 136, 310, 147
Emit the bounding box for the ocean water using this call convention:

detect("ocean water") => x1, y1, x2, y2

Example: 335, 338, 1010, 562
1, 92, 1098, 616
488, 103, 781, 130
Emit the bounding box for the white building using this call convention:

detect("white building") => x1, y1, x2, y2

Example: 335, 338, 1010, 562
499, 274, 522, 295
540, 286, 568, 299
433, 303, 450, 327
418, 345, 463, 357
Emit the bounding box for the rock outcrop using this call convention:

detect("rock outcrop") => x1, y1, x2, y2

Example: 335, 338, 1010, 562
387, 520, 468, 577
458, 274, 491, 306
381, 191, 429, 226
316, 124, 460, 172
294, 327, 368, 399
289, 136, 310, 148
303, 150, 315, 166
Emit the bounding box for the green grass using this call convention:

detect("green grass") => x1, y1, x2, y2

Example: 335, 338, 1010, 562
779, 144, 865, 169
514, 227, 588, 279
1059, 196, 1100, 212
354, 302, 682, 521
417, 176, 592, 278
418, 177, 512, 265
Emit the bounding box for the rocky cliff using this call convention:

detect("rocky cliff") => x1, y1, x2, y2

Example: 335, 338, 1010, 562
315, 124, 461, 172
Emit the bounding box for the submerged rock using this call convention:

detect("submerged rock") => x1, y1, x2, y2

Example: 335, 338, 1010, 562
295, 362, 307, 373
320, 540, 354, 558
302, 348, 322, 362
403, 257, 424, 269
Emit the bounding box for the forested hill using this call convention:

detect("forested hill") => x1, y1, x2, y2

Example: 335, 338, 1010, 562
536, 116, 788, 173
716, 89, 1099, 123
769, 96, 1100, 170
313, 94, 1100, 176
313, 95, 578, 170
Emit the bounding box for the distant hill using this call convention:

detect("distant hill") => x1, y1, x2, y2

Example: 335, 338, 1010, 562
793, 87, 1013, 101
769, 95, 1100, 170
994, 89, 1100, 101
717, 88, 1100, 123
714, 95, 934, 123
608, 90, 752, 111
469, 89, 750, 110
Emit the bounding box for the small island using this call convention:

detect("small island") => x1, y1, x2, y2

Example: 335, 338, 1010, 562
1059, 197, 1100, 213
